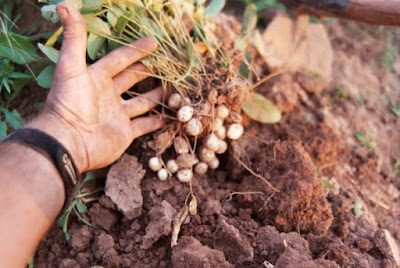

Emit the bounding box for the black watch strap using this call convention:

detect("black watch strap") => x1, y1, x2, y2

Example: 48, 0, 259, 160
4, 128, 81, 208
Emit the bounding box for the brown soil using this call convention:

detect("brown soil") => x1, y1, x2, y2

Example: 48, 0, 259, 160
15, 3, 400, 268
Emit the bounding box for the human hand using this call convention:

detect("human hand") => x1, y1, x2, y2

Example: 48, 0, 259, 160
28, 2, 164, 172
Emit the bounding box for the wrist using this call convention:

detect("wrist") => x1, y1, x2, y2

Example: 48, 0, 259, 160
26, 110, 88, 173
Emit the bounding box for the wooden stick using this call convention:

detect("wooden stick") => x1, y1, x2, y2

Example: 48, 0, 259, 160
279, 0, 400, 26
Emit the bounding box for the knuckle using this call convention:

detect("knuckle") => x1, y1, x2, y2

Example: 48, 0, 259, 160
63, 20, 86, 39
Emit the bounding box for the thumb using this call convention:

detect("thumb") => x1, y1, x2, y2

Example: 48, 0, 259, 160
55, 2, 87, 78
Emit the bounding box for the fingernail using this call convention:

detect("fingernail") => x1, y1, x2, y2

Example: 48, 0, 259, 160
58, 6, 69, 20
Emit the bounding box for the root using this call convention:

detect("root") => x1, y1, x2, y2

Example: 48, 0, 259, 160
231, 151, 279, 192
225, 191, 264, 201
171, 204, 189, 247
249, 70, 286, 91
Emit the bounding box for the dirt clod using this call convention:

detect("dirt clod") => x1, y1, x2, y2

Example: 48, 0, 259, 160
257, 225, 310, 264
59, 259, 81, 268
213, 218, 254, 264
142, 200, 177, 249
232, 139, 333, 234
374, 229, 400, 266
70, 225, 92, 252
105, 154, 146, 220
172, 236, 233, 268
88, 203, 118, 232
92, 232, 115, 260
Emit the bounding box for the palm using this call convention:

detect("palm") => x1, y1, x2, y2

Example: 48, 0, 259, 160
43, 3, 164, 172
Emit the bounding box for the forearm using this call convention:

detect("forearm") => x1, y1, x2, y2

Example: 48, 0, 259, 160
0, 138, 65, 267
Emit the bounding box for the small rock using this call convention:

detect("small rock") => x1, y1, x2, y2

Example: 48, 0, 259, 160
275, 247, 339, 268
92, 232, 115, 260
213, 218, 254, 264
141, 200, 177, 249
374, 229, 400, 266
356, 237, 373, 253
70, 225, 92, 251
103, 248, 121, 267
105, 154, 146, 220
76, 253, 90, 267
99, 195, 116, 210
256, 225, 311, 264
89, 203, 118, 231
172, 236, 233, 268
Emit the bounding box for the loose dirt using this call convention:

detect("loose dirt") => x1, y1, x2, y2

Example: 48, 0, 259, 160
15, 3, 400, 268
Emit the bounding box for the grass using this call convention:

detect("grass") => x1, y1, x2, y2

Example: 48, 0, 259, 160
241, 0, 286, 11
391, 101, 400, 117
394, 158, 400, 176
321, 85, 348, 104
378, 31, 398, 70
354, 131, 376, 151
0, 0, 40, 139
57, 172, 101, 241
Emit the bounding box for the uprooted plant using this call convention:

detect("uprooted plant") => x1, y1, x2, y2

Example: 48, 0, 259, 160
39, 0, 282, 245
57, 172, 101, 240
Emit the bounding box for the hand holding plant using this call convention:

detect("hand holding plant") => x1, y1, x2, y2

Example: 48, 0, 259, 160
29, 2, 165, 172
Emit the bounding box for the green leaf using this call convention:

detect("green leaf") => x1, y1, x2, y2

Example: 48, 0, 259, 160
392, 101, 400, 117
239, 51, 252, 78
115, 11, 132, 36
354, 131, 376, 150
41, 5, 59, 23
86, 17, 112, 36
107, 10, 118, 28
64, 232, 71, 241
75, 200, 88, 214
57, 209, 70, 228
0, 121, 7, 141
241, 4, 257, 34
242, 92, 282, 123
394, 158, 400, 176
37, 65, 55, 89
8, 78, 31, 104
234, 33, 248, 52
87, 33, 106, 60
205, 0, 226, 16
85, 17, 111, 60
3, 109, 24, 130
185, 40, 200, 67
107, 5, 124, 27
83, 171, 96, 183
0, 32, 39, 64
107, 39, 122, 53
2, 77, 11, 94
320, 179, 336, 190
9, 72, 32, 79
81, 0, 102, 13
66, 0, 83, 10
38, 43, 60, 64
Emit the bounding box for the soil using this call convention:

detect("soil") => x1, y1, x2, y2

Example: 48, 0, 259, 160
14, 3, 400, 268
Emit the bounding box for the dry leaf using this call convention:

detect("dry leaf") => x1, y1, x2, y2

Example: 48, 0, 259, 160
242, 92, 282, 123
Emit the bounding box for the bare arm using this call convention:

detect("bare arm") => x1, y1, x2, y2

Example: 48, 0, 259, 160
0, 3, 164, 267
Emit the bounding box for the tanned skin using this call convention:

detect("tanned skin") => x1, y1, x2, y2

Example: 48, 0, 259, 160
0, 3, 164, 267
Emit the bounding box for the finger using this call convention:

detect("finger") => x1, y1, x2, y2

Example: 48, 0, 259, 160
124, 87, 164, 118
93, 37, 158, 77
113, 63, 151, 95
55, 2, 87, 79
131, 117, 165, 139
